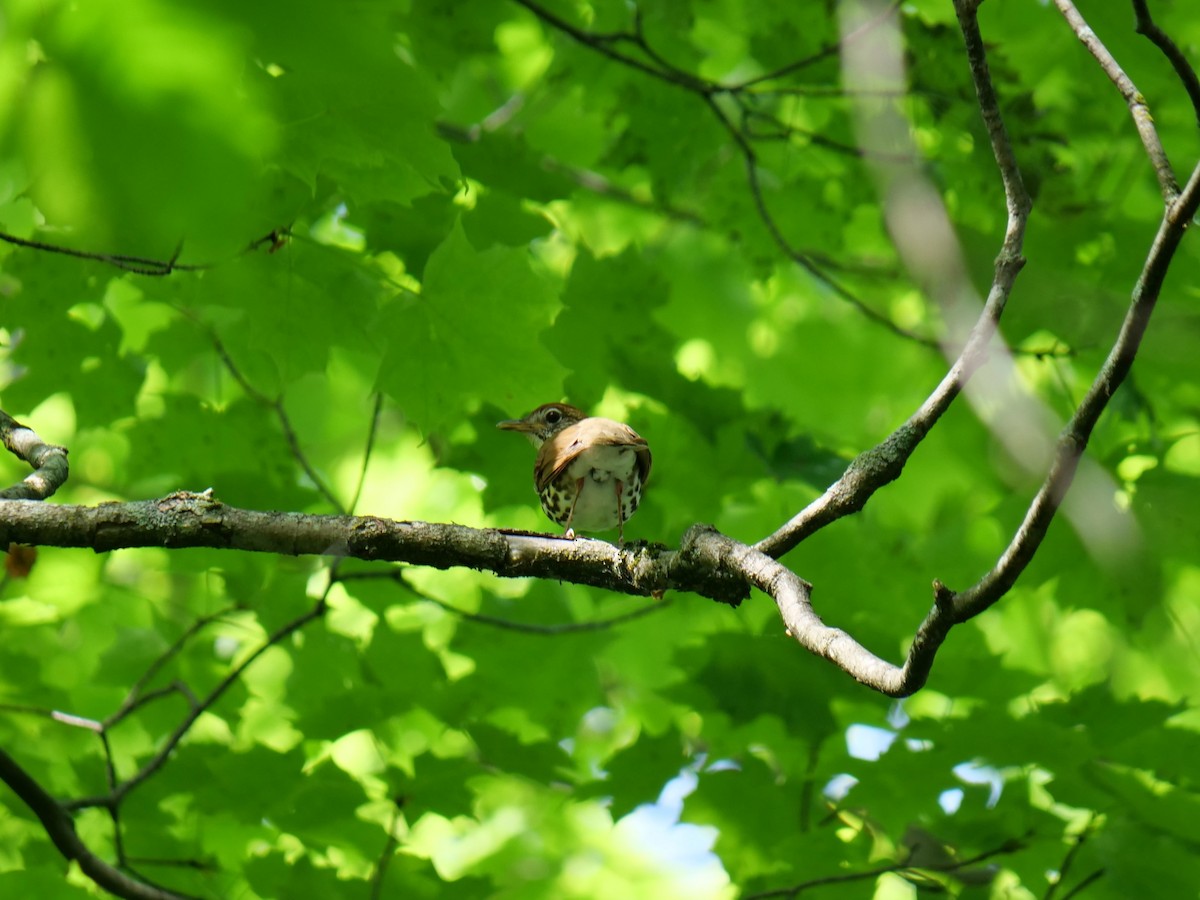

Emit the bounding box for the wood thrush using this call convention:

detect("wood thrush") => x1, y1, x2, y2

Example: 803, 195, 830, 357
497, 403, 651, 542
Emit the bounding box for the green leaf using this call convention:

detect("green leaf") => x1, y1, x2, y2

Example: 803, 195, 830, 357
3, 2, 1200, 897
378, 222, 567, 431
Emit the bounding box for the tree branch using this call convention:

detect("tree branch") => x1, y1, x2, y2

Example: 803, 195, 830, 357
65, 595, 328, 813
1131, 0, 1200, 128
685, 526, 952, 696
510, 0, 707, 90
0, 494, 941, 694
200, 326, 344, 512
755, 0, 1032, 558
0, 409, 69, 499
516, 0, 936, 345
0, 227, 290, 275
1045, 814, 1101, 900
743, 833, 1021, 898
0, 746, 198, 900
947, 158, 1200, 620
336, 569, 671, 635
1053, 0, 1178, 199
0, 491, 750, 607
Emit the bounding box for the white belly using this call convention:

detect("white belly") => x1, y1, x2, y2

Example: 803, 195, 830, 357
560, 444, 638, 532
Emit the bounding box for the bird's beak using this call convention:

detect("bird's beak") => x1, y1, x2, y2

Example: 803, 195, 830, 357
497, 418, 532, 432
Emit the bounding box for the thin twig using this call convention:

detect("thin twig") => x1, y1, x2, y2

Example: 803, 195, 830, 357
746, 84, 915, 98
0, 227, 289, 276
99, 731, 124, 863
109, 607, 236, 726
703, 93, 936, 345
205, 328, 344, 511
1059, 869, 1106, 900
948, 159, 1200, 621
65, 595, 330, 812
798, 740, 821, 833
123, 857, 217, 872
743, 834, 1021, 899
755, 0, 1032, 558
1053, 0, 1178, 199
737, 101, 918, 162
1131, 0, 1200, 127
0, 706, 101, 734
108, 682, 197, 728
337, 568, 671, 634
538, 155, 706, 225
367, 800, 404, 900
348, 393, 383, 514
0, 746, 199, 899
1045, 814, 1101, 900
423, 592, 671, 635
0, 231, 207, 275
730, 0, 905, 90
511, 0, 705, 90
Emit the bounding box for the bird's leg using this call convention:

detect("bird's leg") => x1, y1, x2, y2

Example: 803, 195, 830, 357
615, 479, 625, 545
563, 477, 584, 540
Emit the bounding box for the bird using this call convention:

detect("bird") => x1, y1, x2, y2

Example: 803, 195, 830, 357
497, 403, 651, 542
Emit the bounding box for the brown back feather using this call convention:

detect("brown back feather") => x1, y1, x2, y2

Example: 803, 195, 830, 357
534, 419, 651, 491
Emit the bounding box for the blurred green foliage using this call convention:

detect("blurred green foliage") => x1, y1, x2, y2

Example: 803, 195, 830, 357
1, 0, 1199, 897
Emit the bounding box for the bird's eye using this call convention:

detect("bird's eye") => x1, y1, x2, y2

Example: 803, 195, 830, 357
545, 409, 561, 424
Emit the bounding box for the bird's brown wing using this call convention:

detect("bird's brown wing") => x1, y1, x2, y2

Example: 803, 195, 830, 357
597, 424, 651, 486
534, 424, 586, 492
534, 419, 651, 491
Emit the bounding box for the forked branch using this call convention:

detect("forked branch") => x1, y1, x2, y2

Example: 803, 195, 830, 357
0, 410, 69, 500
1053, 0, 1178, 198
0, 747, 197, 900
948, 159, 1200, 620
1131, 0, 1200, 126
756, 0, 1032, 558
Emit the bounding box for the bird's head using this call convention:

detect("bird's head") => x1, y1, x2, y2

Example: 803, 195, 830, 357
497, 403, 586, 448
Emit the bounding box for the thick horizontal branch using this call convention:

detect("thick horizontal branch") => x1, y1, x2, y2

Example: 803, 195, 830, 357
0, 493, 960, 695
0, 491, 749, 607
